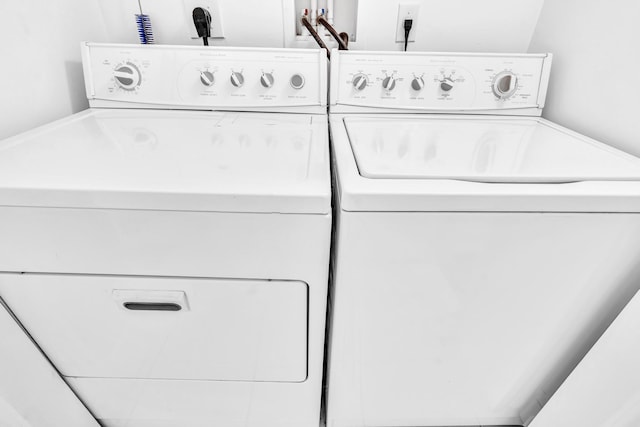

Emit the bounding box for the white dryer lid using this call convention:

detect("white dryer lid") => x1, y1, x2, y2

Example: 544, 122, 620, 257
346, 117, 640, 183
0, 109, 330, 214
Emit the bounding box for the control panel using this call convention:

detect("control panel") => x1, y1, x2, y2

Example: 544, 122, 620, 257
82, 43, 327, 112
330, 50, 552, 115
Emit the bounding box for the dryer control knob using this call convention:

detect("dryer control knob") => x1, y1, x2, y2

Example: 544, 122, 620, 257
440, 77, 454, 92
352, 74, 368, 91
382, 76, 396, 91
113, 63, 141, 91
230, 71, 245, 88
492, 71, 518, 99
411, 77, 425, 91
260, 72, 275, 88
200, 70, 215, 87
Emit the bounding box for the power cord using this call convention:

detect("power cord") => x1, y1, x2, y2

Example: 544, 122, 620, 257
192, 7, 212, 46
403, 19, 413, 52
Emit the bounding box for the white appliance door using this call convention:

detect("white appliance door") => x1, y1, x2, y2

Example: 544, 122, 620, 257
0, 273, 308, 382
345, 116, 640, 183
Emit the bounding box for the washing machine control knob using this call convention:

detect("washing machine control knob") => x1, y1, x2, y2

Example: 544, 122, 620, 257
492, 71, 518, 99
382, 76, 397, 91
200, 70, 215, 87
352, 74, 369, 91
230, 71, 245, 88
113, 63, 141, 91
260, 72, 275, 88
411, 77, 425, 91
440, 77, 455, 92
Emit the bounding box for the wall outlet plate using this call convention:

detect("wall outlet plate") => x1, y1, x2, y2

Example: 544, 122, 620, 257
395, 3, 420, 43
183, 0, 225, 39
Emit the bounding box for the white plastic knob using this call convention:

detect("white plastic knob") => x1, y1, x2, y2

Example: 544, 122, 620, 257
411, 77, 424, 91
260, 73, 275, 88
382, 76, 396, 91
492, 71, 518, 99
440, 77, 454, 92
352, 74, 368, 91
113, 63, 141, 90
200, 70, 215, 87
230, 71, 245, 88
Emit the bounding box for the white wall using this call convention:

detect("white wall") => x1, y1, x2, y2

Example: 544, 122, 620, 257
286, 0, 359, 49
529, 0, 640, 156
286, 0, 544, 52
353, 0, 544, 52
0, 301, 99, 426
88, 0, 290, 47
0, 0, 110, 140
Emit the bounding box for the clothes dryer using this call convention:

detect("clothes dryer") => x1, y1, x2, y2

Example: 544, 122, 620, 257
326, 50, 640, 427
0, 43, 330, 427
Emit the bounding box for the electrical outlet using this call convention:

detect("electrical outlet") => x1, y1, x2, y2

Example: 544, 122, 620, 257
183, 0, 224, 39
395, 3, 419, 43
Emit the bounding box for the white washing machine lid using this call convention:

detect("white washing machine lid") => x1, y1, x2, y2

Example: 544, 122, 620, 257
0, 109, 331, 214
331, 114, 640, 212
345, 116, 640, 183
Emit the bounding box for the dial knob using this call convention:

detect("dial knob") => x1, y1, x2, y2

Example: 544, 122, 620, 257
492, 71, 518, 99
200, 70, 215, 87
440, 77, 454, 92
113, 63, 141, 91
290, 73, 305, 90
411, 77, 425, 91
382, 76, 396, 91
260, 72, 275, 88
230, 71, 245, 88
352, 74, 368, 91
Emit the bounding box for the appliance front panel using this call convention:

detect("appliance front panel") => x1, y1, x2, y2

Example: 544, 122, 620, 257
0, 273, 308, 382
0, 206, 331, 427
326, 210, 640, 426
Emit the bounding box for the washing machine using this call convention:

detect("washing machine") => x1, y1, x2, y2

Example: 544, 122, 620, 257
0, 43, 330, 427
326, 50, 640, 427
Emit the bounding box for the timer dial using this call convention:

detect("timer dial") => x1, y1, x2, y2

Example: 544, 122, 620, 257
492, 71, 518, 99
113, 63, 141, 91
